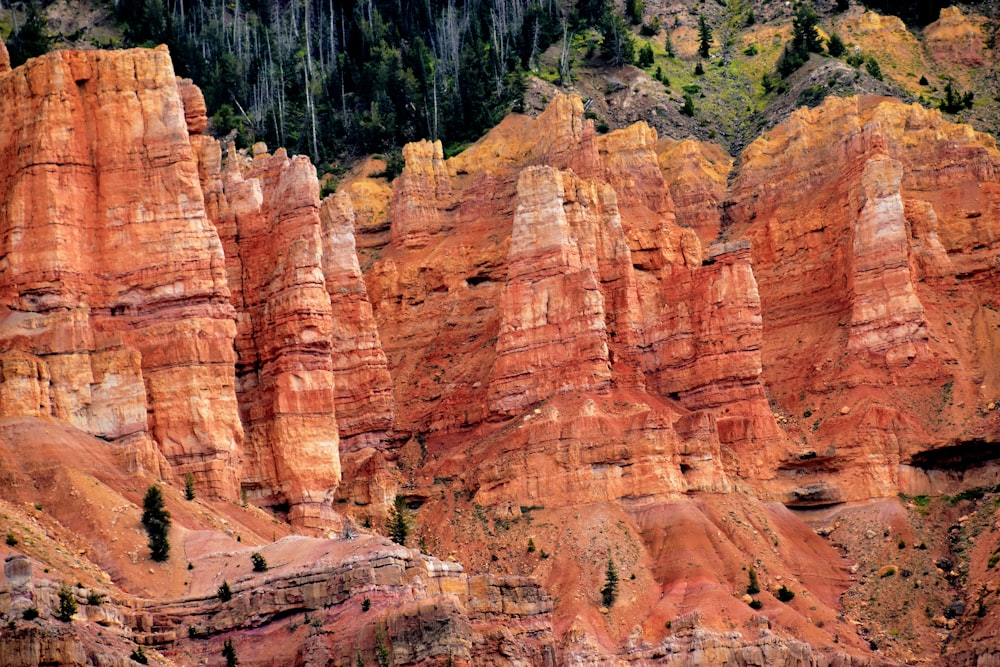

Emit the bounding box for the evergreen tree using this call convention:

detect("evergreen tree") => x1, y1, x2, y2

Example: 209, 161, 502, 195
184, 473, 196, 501
56, 584, 78, 622
638, 41, 654, 68
601, 558, 619, 607
141, 485, 171, 562
625, 0, 645, 25
939, 81, 973, 112
747, 566, 761, 595
792, 2, 824, 56
8, 1, 51, 68
697, 14, 712, 59
865, 56, 883, 81
222, 639, 239, 667
218, 581, 233, 602
827, 33, 846, 57
681, 93, 696, 116
251, 552, 268, 572
664, 30, 675, 58
600, 10, 636, 66
387, 496, 410, 546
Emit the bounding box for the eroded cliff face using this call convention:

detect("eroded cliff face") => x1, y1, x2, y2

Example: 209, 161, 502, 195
5, 36, 1000, 666
0, 46, 241, 497
727, 95, 1000, 505
0, 46, 394, 529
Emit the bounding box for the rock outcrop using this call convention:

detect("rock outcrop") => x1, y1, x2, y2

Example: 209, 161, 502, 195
6, 36, 1000, 666
0, 46, 240, 497
0, 45, 401, 529
319, 192, 395, 453
727, 95, 1000, 502
146, 536, 555, 666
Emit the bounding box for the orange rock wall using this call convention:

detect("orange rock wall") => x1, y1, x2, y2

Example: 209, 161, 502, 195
728, 96, 1000, 501
0, 47, 395, 527
0, 47, 240, 497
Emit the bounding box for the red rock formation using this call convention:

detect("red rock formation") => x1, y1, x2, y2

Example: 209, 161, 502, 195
8, 38, 1000, 665
0, 46, 240, 497
207, 144, 341, 530
656, 137, 732, 245
727, 95, 1000, 502
319, 192, 395, 452
925, 7, 988, 67
488, 166, 612, 416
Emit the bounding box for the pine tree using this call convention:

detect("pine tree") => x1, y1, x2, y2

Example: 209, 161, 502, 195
697, 14, 712, 59
222, 639, 239, 667
601, 558, 619, 607
251, 552, 268, 572
638, 41, 654, 68
625, 0, 645, 25
792, 2, 823, 56
184, 473, 196, 501
218, 581, 233, 602
387, 496, 409, 546
600, 10, 636, 66
827, 33, 846, 57
664, 30, 675, 58
8, 1, 52, 68
141, 485, 171, 562
680, 93, 696, 116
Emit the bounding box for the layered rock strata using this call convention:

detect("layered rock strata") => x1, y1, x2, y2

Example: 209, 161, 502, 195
727, 95, 1000, 502
0, 47, 396, 527
0, 46, 240, 497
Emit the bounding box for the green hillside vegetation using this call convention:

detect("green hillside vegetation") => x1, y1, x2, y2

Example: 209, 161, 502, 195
2, 0, 998, 171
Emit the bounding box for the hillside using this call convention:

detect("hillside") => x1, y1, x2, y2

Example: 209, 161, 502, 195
1, 2, 1000, 666
1, 0, 998, 162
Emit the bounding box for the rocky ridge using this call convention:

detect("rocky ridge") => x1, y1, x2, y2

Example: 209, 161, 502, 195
2, 30, 1000, 666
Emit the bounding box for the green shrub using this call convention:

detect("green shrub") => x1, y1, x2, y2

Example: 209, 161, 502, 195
251, 552, 267, 572
5, 533, 17, 547
746, 566, 761, 595
22, 606, 39, 621
827, 33, 845, 58
87, 590, 104, 606
865, 57, 883, 81
640, 17, 661, 37
130, 645, 149, 664
749, 599, 763, 609
777, 585, 795, 602
218, 581, 233, 602
362, 597, 372, 612
184, 473, 196, 501
56, 585, 77, 622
